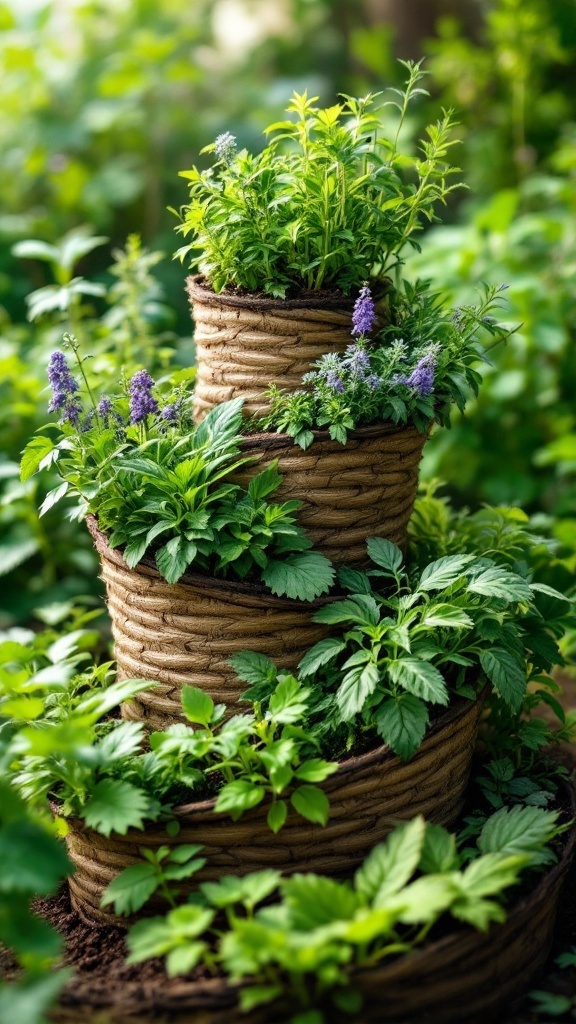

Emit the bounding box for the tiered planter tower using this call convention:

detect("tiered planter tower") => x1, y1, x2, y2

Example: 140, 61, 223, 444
57, 282, 574, 1023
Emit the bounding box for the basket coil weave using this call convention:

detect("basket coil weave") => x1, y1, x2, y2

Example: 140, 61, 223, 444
238, 424, 427, 565
64, 695, 483, 927
187, 275, 385, 422
87, 516, 333, 728
52, 785, 576, 1024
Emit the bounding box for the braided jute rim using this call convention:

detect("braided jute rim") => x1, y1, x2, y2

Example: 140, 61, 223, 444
186, 274, 389, 313
51, 781, 576, 1024
63, 692, 485, 927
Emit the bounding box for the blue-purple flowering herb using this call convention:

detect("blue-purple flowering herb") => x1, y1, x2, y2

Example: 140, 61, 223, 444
366, 373, 382, 391
129, 370, 158, 424
47, 351, 81, 416
97, 396, 112, 419
351, 285, 376, 338
214, 132, 237, 164
402, 354, 436, 396
324, 370, 345, 393
342, 343, 371, 377
161, 401, 182, 424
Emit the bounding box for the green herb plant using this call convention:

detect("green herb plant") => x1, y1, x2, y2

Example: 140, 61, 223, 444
21, 351, 334, 598
259, 279, 514, 445
176, 63, 462, 297
121, 806, 565, 1020
7, 652, 337, 839
233, 536, 569, 761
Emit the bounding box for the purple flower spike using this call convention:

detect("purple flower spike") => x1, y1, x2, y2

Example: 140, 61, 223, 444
351, 285, 376, 338
403, 354, 436, 396
366, 373, 382, 391
129, 369, 158, 424
161, 400, 182, 424
97, 396, 112, 419
47, 350, 80, 415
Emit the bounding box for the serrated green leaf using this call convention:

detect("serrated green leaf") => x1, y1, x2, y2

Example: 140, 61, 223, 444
336, 660, 379, 720
267, 800, 288, 834
83, 780, 152, 836
388, 658, 449, 705
418, 555, 475, 591
314, 594, 380, 627
420, 823, 460, 874
467, 566, 532, 603
478, 805, 559, 865
100, 862, 158, 915
20, 435, 56, 482
298, 638, 346, 677
374, 693, 429, 760
262, 552, 335, 601
420, 604, 473, 629
479, 647, 526, 711
366, 537, 403, 574
215, 780, 265, 819
283, 874, 360, 928
229, 650, 275, 685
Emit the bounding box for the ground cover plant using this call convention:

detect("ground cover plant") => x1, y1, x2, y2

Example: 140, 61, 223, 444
20, 347, 334, 599
114, 804, 567, 1022
259, 278, 513, 445
175, 64, 462, 297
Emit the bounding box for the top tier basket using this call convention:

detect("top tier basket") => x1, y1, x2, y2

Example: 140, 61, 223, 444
186, 275, 386, 422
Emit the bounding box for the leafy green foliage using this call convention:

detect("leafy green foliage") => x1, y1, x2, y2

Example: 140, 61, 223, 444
21, 363, 334, 599
289, 536, 568, 759
101, 844, 206, 916
177, 66, 462, 297
125, 804, 565, 1017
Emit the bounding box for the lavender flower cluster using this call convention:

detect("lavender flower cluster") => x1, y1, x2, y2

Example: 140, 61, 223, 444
46, 351, 184, 431
214, 131, 237, 164
47, 351, 82, 426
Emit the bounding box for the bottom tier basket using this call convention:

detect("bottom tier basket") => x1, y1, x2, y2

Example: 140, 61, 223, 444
64, 695, 484, 927
49, 782, 576, 1024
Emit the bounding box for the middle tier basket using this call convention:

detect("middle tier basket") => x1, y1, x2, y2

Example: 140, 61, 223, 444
64, 692, 484, 927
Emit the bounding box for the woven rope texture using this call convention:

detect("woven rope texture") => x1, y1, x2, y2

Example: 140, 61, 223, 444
238, 424, 427, 565
187, 275, 368, 421
87, 516, 332, 729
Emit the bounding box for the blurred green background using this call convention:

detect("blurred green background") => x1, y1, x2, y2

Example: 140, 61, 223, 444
1, 0, 575, 626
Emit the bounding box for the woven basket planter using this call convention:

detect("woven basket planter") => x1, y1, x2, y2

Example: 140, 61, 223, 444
87, 516, 333, 729
52, 783, 576, 1024
64, 694, 483, 928
238, 423, 428, 565
186, 275, 387, 422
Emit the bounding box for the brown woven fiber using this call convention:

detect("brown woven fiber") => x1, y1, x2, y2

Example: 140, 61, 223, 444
186, 275, 386, 422
64, 694, 483, 927
51, 785, 576, 1024
87, 516, 333, 729
238, 423, 428, 565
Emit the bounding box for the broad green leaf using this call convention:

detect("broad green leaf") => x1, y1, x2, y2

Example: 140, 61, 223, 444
467, 566, 532, 603
240, 986, 284, 1012
387, 658, 449, 705
478, 805, 559, 865
166, 941, 207, 977
268, 675, 309, 723
215, 780, 265, 819
0, 821, 70, 895
420, 605, 473, 629
229, 650, 275, 685
83, 780, 152, 836
397, 875, 458, 924
294, 759, 338, 783
267, 800, 288, 834
20, 436, 56, 482
418, 555, 475, 591
100, 862, 158, 915
283, 874, 360, 928
374, 693, 429, 761
355, 817, 426, 903
262, 552, 335, 601
155, 536, 196, 584
336, 660, 379, 720
314, 594, 380, 627
420, 823, 460, 874
298, 638, 346, 677
290, 785, 330, 826
366, 537, 403, 574
479, 647, 526, 711
181, 685, 214, 726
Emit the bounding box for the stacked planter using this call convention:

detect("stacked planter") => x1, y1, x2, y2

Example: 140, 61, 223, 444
59, 279, 574, 1023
